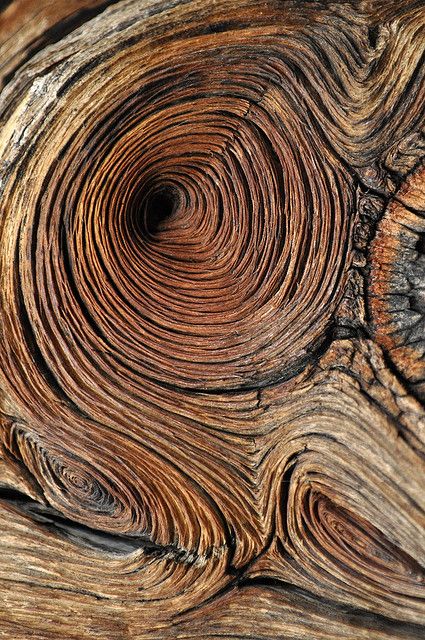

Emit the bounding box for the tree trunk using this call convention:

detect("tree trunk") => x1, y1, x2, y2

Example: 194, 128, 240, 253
0, 1, 424, 638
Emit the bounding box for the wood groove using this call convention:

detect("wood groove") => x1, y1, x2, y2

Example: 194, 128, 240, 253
0, 0, 424, 637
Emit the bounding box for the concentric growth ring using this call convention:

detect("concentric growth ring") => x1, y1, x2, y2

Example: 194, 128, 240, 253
0, 2, 354, 558
17, 49, 352, 397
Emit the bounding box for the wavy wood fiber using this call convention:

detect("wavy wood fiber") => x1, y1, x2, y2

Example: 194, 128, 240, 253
0, 0, 424, 638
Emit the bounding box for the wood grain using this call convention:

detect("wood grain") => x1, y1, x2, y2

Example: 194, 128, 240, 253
0, 1, 424, 637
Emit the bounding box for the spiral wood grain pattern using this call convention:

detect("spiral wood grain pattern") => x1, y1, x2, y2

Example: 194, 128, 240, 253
0, 1, 424, 638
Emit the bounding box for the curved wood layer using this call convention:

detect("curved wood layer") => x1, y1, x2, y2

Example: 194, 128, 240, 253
0, 0, 424, 637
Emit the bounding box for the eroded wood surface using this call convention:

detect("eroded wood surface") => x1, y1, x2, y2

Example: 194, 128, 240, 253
0, 1, 424, 637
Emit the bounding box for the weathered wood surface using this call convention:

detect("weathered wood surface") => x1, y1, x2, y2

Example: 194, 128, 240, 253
0, 0, 424, 637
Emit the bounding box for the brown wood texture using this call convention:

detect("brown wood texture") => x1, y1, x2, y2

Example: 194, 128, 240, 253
0, 0, 424, 637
